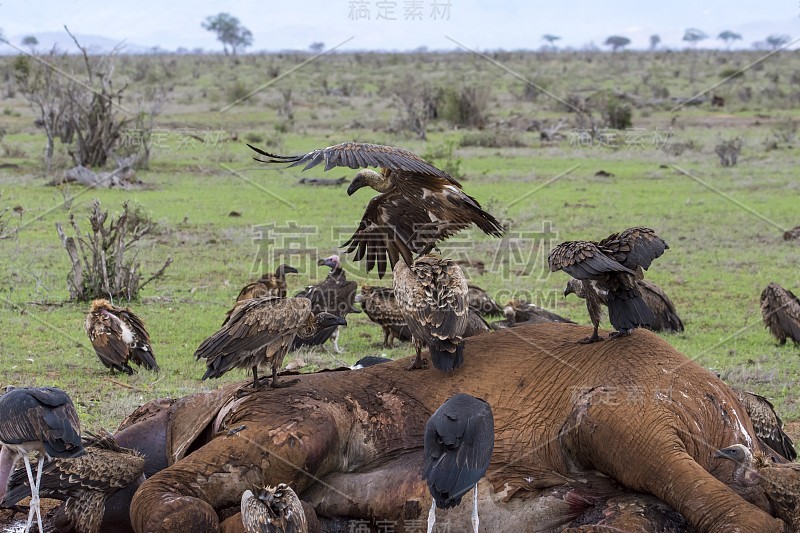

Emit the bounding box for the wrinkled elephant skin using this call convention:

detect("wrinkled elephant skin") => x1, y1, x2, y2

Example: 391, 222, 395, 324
130, 323, 785, 533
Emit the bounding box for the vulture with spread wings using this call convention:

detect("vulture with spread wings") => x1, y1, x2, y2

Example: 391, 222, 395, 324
249, 143, 505, 277
549, 227, 668, 343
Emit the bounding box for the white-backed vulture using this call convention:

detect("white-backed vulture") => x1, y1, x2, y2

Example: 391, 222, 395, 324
637, 279, 684, 333
733, 389, 796, 461
393, 255, 468, 371
424, 393, 494, 533
549, 227, 668, 342
241, 483, 307, 533
0, 387, 84, 533
291, 255, 359, 353
760, 283, 800, 347
716, 444, 800, 531
195, 296, 347, 390
85, 299, 159, 374
357, 285, 412, 347
249, 143, 504, 277
464, 309, 491, 337
1, 429, 144, 533
467, 284, 503, 317
236, 264, 299, 301
783, 225, 800, 241
502, 299, 576, 326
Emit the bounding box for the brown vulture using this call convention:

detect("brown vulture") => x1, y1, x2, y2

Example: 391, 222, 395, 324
463, 309, 491, 337
784, 225, 800, 241
357, 285, 412, 347
760, 282, 800, 347
502, 299, 576, 326
424, 393, 494, 533
1, 429, 145, 533
716, 444, 800, 530
393, 254, 469, 371
0, 387, 84, 533
195, 296, 347, 391
733, 389, 796, 461
467, 284, 503, 317
549, 227, 668, 343
249, 142, 505, 278
241, 483, 307, 533
85, 299, 159, 374
291, 255, 360, 353
236, 264, 299, 301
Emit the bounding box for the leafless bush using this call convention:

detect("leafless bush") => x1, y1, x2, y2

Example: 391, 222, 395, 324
441, 85, 490, 129
459, 129, 526, 148
390, 76, 439, 140
715, 138, 742, 167
55, 199, 171, 301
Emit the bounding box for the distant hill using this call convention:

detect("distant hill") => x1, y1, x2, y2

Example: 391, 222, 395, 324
1, 32, 152, 55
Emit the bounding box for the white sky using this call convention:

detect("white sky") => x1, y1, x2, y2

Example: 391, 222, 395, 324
2, 0, 798, 52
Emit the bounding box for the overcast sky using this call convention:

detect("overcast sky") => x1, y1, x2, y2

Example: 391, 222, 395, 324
2, 0, 798, 52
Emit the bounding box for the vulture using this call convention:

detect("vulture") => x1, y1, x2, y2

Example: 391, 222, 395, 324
715, 444, 800, 531
424, 393, 494, 533
502, 299, 576, 326
84, 299, 159, 374
241, 484, 308, 533
467, 284, 503, 317
393, 254, 469, 371
357, 285, 412, 347
195, 296, 347, 391
784, 225, 800, 241
1, 429, 145, 533
350, 356, 392, 369
236, 264, 299, 301
463, 309, 491, 338
249, 142, 505, 278
733, 389, 796, 461
760, 283, 800, 347
565, 278, 684, 335
291, 255, 359, 353
549, 227, 668, 343
0, 387, 84, 533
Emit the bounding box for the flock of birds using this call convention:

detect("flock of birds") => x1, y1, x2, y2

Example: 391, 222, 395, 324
1, 141, 799, 532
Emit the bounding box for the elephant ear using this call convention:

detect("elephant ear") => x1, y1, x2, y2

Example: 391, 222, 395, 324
548, 240, 634, 280
597, 227, 668, 272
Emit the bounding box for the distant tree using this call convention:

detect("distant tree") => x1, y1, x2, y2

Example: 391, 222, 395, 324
201, 13, 253, 56
766, 34, 791, 50
604, 35, 631, 52
309, 42, 324, 53
542, 34, 561, 50
683, 28, 708, 47
21, 35, 38, 48
717, 30, 742, 49
649, 34, 661, 50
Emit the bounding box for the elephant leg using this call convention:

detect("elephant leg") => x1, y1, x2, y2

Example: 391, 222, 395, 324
130, 404, 343, 533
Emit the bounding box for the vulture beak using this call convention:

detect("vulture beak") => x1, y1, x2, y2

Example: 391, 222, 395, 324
563, 286, 573, 297
283, 265, 299, 274
335, 316, 348, 327
347, 176, 366, 196
318, 257, 337, 269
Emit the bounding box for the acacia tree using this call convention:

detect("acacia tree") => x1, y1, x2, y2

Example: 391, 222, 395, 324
717, 30, 742, 49
542, 34, 561, 50
202, 13, 253, 56
766, 34, 791, 50
683, 28, 708, 47
21, 35, 38, 49
649, 34, 661, 50
604, 35, 631, 52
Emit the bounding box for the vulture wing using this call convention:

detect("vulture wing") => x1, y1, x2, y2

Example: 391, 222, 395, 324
467, 285, 503, 317
734, 389, 796, 461
761, 284, 800, 344
118, 308, 159, 371
758, 460, 800, 528
85, 311, 131, 372
636, 279, 684, 333
362, 287, 406, 327
548, 241, 634, 280
0, 388, 83, 459
598, 227, 669, 272
424, 394, 494, 509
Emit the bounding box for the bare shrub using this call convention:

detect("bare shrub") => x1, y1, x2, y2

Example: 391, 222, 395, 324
390, 76, 439, 139
715, 138, 742, 167
55, 199, 171, 301
459, 129, 526, 148
421, 141, 463, 179
441, 85, 490, 129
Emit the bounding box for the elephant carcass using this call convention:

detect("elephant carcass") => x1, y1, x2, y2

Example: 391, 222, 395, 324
130, 323, 785, 533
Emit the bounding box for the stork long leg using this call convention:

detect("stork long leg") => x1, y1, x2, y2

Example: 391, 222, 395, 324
471, 484, 479, 533
22, 456, 42, 533
427, 499, 436, 533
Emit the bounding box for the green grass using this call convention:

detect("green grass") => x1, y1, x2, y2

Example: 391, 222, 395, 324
1, 50, 798, 430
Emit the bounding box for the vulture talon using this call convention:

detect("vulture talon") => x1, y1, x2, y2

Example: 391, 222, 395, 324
608, 330, 633, 339
577, 334, 603, 344
270, 378, 300, 389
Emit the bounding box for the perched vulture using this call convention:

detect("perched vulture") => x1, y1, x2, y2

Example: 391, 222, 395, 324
549, 227, 668, 343
733, 389, 796, 461
715, 444, 800, 531
236, 264, 299, 301
503, 299, 576, 326
85, 299, 159, 374
291, 255, 359, 353
1, 429, 145, 533
195, 296, 347, 391
241, 484, 307, 533
424, 393, 494, 533
467, 284, 503, 317
760, 283, 800, 347
357, 285, 412, 347
636, 279, 684, 333
350, 356, 392, 369
0, 387, 84, 533
393, 254, 469, 371
249, 142, 504, 277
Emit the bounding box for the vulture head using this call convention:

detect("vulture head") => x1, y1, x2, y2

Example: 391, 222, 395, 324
318, 255, 341, 270
314, 312, 348, 330
564, 279, 582, 298
347, 169, 388, 196
503, 302, 516, 325
274, 264, 299, 278
89, 298, 114, 313
715, 444, 760, 486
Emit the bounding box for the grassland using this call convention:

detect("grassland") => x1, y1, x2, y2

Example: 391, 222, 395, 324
0, 49, 798, 432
